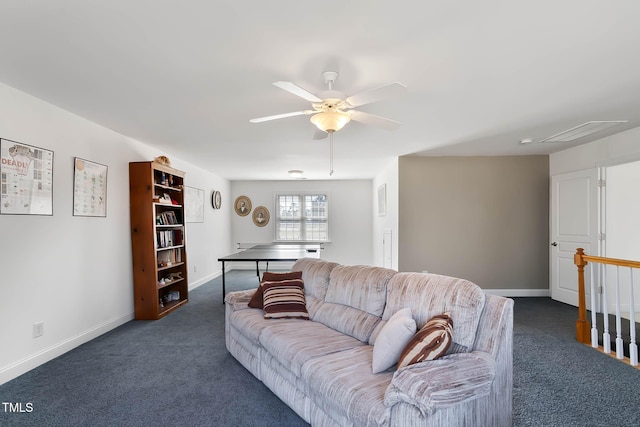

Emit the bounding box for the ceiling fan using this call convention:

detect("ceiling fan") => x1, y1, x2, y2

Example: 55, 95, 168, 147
250, 71, 406, 175
250, 71, 406, 138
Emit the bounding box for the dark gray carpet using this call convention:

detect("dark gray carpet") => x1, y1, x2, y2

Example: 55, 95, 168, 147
0, 270, 307, 427
512, 297, 640, 427
1, 272, 639, 426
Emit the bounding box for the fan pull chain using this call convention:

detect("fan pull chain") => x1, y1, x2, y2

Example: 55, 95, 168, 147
329, 131, 334, 176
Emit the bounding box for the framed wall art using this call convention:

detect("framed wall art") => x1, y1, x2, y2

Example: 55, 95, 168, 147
234, 195, 251, 216
211, 190, 222, 209
377, 183, 386, 217
73, 157, 108, 217
185, 186, 204, 223
0, 138, 54, 215
252, 206, 270, 227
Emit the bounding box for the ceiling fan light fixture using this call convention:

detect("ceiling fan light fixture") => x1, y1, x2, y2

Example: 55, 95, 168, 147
310, 111, 351, 133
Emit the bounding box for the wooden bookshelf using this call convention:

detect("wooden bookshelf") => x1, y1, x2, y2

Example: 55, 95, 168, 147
129, 161, 189, 320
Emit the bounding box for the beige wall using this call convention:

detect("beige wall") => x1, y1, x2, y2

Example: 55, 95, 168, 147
398, 156, 549, 291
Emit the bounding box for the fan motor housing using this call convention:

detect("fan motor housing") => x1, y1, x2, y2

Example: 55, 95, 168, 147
314, 97, 347, 112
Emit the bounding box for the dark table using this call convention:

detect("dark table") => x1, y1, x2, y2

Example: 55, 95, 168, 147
218, 244, 321, 300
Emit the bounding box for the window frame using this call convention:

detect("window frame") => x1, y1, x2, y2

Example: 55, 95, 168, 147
274, 192, 329, 242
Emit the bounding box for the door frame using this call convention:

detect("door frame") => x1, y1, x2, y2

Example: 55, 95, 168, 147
550, 167, 602, 308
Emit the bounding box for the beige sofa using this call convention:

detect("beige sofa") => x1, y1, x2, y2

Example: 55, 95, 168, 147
225, 258, 513, 426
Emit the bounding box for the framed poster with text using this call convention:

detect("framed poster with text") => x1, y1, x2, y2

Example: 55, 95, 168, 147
0, 139, 54, 215
185, 186, 204, 223
73, 157, 108, 217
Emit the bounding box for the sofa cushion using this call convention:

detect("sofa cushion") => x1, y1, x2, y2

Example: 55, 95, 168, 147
314, 265, 396, 342
397, 312, 452, 369
301, 346, 393, 426
383, 273, 485, 353
248, 271, 303, 309
291, 258, 339, 301
263, 279, 309, 319
372, 308, 416, 374
230, 308, 289, 342
259, 321, 364, 378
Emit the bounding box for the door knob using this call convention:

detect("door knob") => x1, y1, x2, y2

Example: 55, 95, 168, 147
551, 242, 558, 246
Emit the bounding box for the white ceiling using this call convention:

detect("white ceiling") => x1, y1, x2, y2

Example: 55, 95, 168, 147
1, 1, 639, 180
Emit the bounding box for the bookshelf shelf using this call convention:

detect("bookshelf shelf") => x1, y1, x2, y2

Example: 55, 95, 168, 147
129, 161, 189, 320
154, 183, 182, 192
159, 299, 188, 317
158, 277, 185, 290
157, 245, 185, 251
157, 261, 185, 271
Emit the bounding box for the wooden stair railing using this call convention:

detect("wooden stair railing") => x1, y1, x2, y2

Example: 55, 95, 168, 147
574, 248, 640, 367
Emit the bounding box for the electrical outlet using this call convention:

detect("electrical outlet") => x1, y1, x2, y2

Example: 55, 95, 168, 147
33, 322, 44, 338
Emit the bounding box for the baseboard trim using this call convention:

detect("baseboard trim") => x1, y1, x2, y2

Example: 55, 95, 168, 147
189, 271, 221, 291
0, 313, 133, 386
484, 288, 550, 297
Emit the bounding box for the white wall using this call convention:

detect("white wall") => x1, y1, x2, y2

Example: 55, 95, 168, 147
605, 160, 640, 315
549, 125, 640, 260
230, 180, 373, 266
372, 159, 399, 269
550, 127, 640, 314
550, 126, 640, 175
606, 160, 640, 260
0, 82, 230, 385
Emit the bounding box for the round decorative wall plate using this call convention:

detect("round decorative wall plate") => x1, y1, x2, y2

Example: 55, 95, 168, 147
234, 195, 252, 216
252, 206, 270, 227
211, 190, 222, 209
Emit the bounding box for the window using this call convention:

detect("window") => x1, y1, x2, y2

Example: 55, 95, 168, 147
276, 194, 328, 241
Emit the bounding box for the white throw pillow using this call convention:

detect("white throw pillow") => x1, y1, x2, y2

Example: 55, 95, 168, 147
372, 307, 417, 374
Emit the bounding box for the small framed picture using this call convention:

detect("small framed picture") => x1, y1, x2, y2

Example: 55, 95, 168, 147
252, 206, 270, 227
377, 184, 386, 217
185, 186, 204, 222
1, 138, 54, 216
234, 195, 252, 216
73, 157, 108, 217
211, 190, 222, 209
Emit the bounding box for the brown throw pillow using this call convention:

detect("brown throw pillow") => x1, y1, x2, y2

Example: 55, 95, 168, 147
248, 271, 303, 309
262, 279, 309, 320
397, 312, 453, 369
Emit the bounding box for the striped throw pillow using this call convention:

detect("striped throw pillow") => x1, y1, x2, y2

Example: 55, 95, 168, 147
397, 312, 453, 369
248, 271, 303, 309
262, 279, 309, 320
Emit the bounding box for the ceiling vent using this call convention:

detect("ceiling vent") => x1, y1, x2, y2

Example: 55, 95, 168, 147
539, 121, 628, 143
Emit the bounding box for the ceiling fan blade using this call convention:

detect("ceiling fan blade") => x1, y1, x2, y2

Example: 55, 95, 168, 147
249, 110, 313, 123
346, 82, 407, 107
273, 81, 323, 102
348, 110, 401, 130
312, 127, 328, 140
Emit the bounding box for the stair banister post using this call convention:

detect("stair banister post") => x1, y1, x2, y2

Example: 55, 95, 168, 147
574, 248, 591, 344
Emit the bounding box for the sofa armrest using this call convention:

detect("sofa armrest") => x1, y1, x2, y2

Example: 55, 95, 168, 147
384, 351, 496, 416
224, 289, 255, 310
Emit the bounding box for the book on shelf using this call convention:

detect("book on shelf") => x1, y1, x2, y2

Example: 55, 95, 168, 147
156, 211, 179, 225
157, 248, 182, 267
156, 230, 183, 248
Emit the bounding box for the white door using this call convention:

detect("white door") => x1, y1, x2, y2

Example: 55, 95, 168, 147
550, 168, 600, 306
